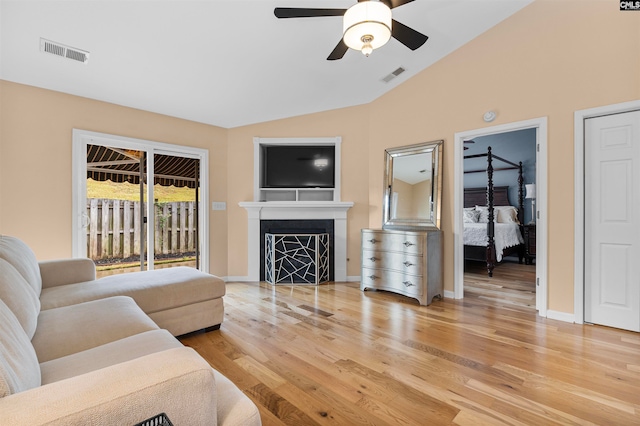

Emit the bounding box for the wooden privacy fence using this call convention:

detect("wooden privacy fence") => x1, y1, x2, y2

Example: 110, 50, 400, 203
87, 199, 197, 260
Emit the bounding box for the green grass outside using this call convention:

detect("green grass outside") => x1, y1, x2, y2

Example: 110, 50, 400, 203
87, 178, 197, 203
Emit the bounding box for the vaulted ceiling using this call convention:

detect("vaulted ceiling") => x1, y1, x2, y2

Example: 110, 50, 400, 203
0, 0, 532, 128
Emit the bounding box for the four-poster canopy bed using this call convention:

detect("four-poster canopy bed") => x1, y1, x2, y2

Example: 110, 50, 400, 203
463, 146, 525, 277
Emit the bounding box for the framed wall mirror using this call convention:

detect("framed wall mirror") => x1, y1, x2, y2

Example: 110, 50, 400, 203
383, 140, 443, 230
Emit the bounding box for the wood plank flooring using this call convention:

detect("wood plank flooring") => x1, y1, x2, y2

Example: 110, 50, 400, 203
464, 260, 536, 310
180, 277, 640, 425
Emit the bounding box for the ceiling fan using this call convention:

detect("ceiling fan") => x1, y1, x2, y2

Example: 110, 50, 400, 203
274, 0, 428, 60
463, 140, 475, 150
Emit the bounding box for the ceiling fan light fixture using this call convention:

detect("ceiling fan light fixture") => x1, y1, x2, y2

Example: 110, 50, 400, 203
343, 1, 392, 56
361, 36, 373, 57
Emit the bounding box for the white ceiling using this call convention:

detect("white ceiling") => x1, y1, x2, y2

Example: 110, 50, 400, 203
0, 0, 532, 129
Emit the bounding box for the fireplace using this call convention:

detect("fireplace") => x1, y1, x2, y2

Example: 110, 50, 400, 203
239, 201, 353, 282
260, 220, 334, 281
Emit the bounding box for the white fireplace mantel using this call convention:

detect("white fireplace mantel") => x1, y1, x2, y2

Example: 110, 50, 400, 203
239, 201, 354, 282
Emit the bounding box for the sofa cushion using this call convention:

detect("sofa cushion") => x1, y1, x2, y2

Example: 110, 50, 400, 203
0, 299, 41, 397
39, 258, 96, 288
0, 348, 218, 425
40, 266, 225, 314
32, 296, 160, 363
40, 329, 183, 384
214, 370, 263, 426
0, 259, 40, 339
149, 297, 224, 336
0, 235, 42, 296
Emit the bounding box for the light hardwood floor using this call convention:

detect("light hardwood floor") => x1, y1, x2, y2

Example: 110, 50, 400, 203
464, 260, 536, 310
180, 275, 640, 425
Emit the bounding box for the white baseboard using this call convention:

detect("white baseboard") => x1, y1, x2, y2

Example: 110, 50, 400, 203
546, 310, 575, 323
346, 275, 361, 282
443, 290, 455, 299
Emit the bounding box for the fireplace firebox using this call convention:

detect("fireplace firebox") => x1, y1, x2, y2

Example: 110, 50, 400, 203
260, 220, 334, 282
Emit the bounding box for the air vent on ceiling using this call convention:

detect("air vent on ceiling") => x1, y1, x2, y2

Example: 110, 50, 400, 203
40, 38, 90, 64
381, 66, 406, 83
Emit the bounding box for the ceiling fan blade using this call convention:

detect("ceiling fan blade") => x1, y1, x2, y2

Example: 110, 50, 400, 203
391, 19, 428, 51
387, 0, 416, 9
327, 39, 349, 61
464, 140, 475, 144
274, 8, 346, 19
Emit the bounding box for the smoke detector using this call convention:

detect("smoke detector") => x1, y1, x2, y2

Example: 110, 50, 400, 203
40, 38, 90, 64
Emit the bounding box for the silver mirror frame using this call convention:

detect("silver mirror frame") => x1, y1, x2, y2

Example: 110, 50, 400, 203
382, 140, 443, 231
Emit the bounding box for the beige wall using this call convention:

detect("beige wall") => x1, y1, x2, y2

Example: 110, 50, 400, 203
1, 0, 638, 314
0, 81, 230, 274
389, 179, 430, 219
391, 179, 412, 218
412, 179, 430, 219
226, 0, 640, 313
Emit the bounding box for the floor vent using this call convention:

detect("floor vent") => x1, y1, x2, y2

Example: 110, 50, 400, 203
382, 66, 406, 83
40, 38, 90, 64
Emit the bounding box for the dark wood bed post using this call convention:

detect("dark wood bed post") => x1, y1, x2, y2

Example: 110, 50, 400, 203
517, 161, 524, 224
486, 147, 495, 277
517, 161, 525, 264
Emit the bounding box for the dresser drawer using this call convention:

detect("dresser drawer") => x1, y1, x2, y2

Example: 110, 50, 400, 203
361, 230, 423, 255
362, 249, 424, 276
361, 228, 442, 306
361, 267, 424, 297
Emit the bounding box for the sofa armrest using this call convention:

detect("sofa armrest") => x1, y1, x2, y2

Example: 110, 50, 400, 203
0, 347, 217, 426
39, 258, 96, 288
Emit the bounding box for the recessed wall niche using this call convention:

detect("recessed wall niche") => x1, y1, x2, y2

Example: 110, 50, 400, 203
253, 137, 342, 202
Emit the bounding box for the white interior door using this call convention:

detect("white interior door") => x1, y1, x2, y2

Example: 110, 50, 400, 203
585, 110, 640, 332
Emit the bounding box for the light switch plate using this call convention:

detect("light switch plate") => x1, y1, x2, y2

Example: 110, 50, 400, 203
212, 202, 226, 211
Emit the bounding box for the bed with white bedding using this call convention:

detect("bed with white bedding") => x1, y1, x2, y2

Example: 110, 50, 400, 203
463, 147, 526, 277
463, 222, 524, 262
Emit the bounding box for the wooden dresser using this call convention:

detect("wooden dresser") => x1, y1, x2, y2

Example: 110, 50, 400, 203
360, 229, 443, 306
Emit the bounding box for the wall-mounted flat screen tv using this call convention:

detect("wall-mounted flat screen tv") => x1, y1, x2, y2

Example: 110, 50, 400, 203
263, 146, 335, 188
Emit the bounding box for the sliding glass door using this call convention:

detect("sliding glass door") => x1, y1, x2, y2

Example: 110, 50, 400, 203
72, 130, 209, 277
151, 151, 201, 272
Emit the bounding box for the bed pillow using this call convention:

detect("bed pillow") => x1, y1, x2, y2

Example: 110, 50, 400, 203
496, 206, 519, 224
463, 209, 480, 223
475, 206, 497, 223
476, 206, 520, 224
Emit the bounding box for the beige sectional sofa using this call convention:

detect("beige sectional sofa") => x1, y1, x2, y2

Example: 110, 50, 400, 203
0, 235, 261, 425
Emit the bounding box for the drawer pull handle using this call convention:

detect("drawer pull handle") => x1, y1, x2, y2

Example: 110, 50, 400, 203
403, 261, 413, 267
403, 241, 415, 247
368, 257, 377, 262
403, 281, 415, 287
368, 238, 378, 244
368, 275, 378, 280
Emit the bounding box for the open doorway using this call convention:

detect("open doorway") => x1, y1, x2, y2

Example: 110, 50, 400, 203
72, 129, 210, 276
462, 130, 536, 309
454, 117, 548, 316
